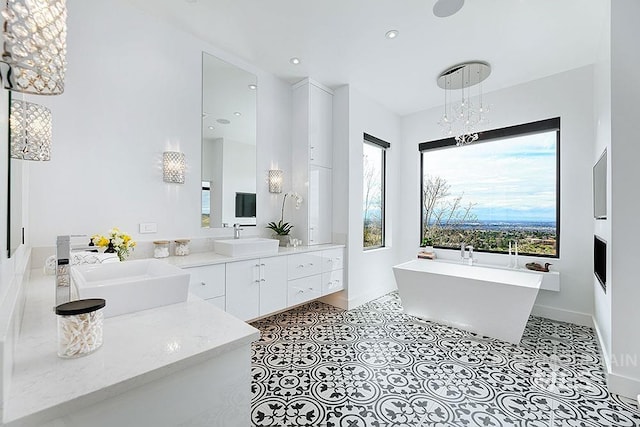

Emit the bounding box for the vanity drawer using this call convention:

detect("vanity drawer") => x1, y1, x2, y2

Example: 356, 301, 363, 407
288, 275, 322, 306
322, 269, 344, 295
288, 253, 322, 280
186, 264, 226, 300
322, 248, 344, 272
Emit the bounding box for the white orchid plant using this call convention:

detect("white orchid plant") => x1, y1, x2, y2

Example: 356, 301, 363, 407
267, 192, 303, 235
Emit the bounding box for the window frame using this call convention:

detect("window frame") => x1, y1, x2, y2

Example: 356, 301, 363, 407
363, 133, 390, 251
419, 117, 561, 258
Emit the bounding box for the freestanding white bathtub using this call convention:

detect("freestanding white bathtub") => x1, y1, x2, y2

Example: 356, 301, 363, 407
392, 259, 542, 344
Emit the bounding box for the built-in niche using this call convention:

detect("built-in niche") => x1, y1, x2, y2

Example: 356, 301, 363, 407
594, 235, 606, 293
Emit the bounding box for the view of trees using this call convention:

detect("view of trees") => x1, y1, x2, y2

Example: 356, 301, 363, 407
422, 175, 556, 256
363, 143, 383, 248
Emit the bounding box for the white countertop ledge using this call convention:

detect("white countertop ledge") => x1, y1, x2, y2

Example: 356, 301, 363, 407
165, 243, 345, 269
4, 269, 259, 425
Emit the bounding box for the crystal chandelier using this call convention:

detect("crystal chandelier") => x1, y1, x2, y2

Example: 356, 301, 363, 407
1, 0, 67, 95
437, 61, 491, 146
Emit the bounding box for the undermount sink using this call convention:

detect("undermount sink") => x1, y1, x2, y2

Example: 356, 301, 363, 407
70, 259, 190, 318
214, 237, 279, 257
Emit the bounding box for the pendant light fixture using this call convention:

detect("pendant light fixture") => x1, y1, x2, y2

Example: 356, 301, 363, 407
437, 61, 491, 146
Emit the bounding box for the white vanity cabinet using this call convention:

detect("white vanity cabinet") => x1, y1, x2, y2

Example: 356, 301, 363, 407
226, 256, 288, 321
185, 264, 226, 310
292, 78, 333, 246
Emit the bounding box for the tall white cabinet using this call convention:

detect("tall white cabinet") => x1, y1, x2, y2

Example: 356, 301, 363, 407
292, 78, 333, 245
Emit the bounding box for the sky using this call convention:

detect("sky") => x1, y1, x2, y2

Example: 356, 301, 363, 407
422, 131, 557, 223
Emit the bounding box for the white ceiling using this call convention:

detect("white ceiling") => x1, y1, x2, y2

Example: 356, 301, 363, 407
128, 0, 607, 116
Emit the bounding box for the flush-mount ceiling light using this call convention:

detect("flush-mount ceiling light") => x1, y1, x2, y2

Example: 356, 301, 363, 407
233, 112, 242, 116
208, 126, 215, 130
289, 57, 301, 65
248, 84, 257, 90
433, 0, 465, 18
1, 0, 68, 95
385, 30, 399, 39
216, 118, 230, 125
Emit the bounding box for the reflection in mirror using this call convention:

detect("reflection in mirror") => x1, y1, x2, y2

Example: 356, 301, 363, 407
201, 52, 257, 228
4, 90, 23, 258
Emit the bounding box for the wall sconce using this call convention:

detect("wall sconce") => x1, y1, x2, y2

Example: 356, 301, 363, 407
1, 0, 67, 95
268, 169, 283, 193
10, 99, 52, 161
163, 151, 186, 184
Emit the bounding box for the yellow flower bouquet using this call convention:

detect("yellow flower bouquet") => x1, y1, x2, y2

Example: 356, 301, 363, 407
91, 227, 136, 261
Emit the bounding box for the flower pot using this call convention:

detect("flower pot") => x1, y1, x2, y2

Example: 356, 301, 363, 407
272, 234, 290, 247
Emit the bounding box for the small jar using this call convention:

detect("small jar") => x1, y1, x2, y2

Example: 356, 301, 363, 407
174, 239, 190, 256
153, 240, 170, 258
56, 298, 106, 358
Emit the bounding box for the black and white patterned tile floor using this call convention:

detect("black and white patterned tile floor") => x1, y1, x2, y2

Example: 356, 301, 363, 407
250, 292, 640, 426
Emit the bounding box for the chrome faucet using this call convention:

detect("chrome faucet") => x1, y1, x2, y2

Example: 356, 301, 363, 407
233, 223, 243, 239
55, 235, 98, 306
466, 245, 474, 265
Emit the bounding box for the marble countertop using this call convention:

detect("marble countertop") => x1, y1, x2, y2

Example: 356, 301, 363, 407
165, 243, 345, 269
3, 270, 260, 425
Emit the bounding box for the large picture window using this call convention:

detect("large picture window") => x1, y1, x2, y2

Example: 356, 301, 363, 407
420, 118, 560, 257
363, 133, 390, 250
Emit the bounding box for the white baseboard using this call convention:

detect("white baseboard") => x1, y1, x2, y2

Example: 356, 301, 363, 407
591, 315, 640, 399
531, 304, 593, 327
608, 371, 640, 399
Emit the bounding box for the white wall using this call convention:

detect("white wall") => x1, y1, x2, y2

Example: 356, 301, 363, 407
331, 85, 402, 308
592, 0, 612, 368
27, 0, 292, 247
400, 66, 596, 321
608, 0, 640, 397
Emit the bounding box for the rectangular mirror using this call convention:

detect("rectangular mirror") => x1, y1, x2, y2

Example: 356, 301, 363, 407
201, 52, 257, 228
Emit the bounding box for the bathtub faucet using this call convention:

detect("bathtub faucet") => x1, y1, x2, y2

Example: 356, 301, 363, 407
466, 245, 474, 265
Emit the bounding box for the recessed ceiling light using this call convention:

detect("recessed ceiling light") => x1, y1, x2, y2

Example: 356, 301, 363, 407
290, 57, 301, 65
385, 30, 399, 39
216, 119, 231, 125
233, 112, 242, 116
433, 0, 465, 18
208, 126, 215, 130
248, 84, 257, 90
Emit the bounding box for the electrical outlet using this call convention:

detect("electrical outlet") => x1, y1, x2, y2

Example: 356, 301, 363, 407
139, 223, 157, 234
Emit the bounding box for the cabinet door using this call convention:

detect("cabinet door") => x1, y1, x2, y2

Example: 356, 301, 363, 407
186, 264, 226, 300
308, 165, 332, 245
225, 259, 260, 321
259, 256, 288, 316
309, 83, 333, 169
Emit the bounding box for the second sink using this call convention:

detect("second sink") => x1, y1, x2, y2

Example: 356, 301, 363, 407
214, 238, 279, 257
